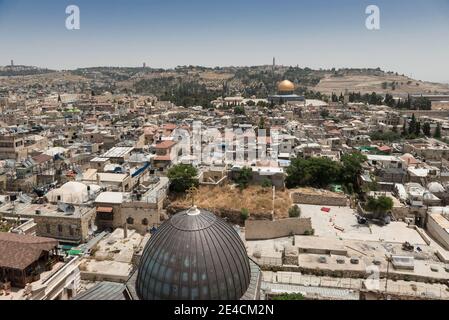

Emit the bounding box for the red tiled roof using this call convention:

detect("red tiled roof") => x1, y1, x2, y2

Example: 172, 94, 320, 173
155, 140, 177, 149
378, 145, 392, 152
162, 124, 177, 130
154, 155, 171, 161
96, 207, 113, 213
0, 233, 58, 270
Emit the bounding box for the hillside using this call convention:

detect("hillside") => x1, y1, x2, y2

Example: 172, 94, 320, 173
2, 65, 449, 103
314, 72, 449, 96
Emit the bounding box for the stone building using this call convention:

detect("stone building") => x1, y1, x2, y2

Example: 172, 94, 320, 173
0, 134, 27, 160
94, 177, 169, 235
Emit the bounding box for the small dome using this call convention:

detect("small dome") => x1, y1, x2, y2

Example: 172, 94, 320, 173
135, 208, 251, 300
427, 182, 445, 193
278, 80, 295, 92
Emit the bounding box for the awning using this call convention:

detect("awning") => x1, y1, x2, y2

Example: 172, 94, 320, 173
96, 207, 113, 213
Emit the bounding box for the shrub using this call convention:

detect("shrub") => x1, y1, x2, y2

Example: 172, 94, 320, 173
304, 229, 315, 236
261, 178, 272, 188
241, 208, 249, 221
288, 206, 301, 218
271, 293, 305, 300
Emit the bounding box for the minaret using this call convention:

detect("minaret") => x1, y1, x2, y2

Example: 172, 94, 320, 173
272, 57, 276, 72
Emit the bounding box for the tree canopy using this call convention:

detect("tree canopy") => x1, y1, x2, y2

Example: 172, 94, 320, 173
167, 164, 199, 193
365, 196, 393, 218
232, 167, 253, 190
286, 153, 367, 193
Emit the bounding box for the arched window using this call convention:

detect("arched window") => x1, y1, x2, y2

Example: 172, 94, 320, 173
126, 217, 134, 225
142, 218, 149, 226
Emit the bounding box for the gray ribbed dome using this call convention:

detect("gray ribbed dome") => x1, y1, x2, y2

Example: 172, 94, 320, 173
135, 208, 251, 300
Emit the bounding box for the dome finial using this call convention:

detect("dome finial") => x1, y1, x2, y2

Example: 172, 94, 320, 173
186, 205, 200, 216
186, 185, 198, 207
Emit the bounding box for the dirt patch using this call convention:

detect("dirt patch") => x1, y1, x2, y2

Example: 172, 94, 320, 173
168, 185, 293, 223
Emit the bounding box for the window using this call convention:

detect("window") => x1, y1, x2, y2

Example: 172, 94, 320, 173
58, 224, 63, 233
126, 217, 134, 225
142, 218, 149, 226
46, 224, 51, 233
57, 195, 61, 201
69, 225, 75, 236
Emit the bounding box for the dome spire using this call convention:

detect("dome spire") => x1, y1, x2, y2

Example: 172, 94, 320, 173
186, 185, 198, 208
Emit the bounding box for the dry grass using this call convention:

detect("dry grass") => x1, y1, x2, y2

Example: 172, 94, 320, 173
171, 185, 292, 219
312, 74, 449, 95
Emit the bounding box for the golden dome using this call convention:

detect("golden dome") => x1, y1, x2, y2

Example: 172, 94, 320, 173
278, 80, 295, 92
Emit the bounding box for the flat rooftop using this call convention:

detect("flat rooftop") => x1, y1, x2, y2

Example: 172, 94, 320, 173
297, 204, 426, 244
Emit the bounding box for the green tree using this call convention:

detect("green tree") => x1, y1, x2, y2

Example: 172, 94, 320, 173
384, 94, 395, 108
320, 109, 330, 119
365, 196, 393, 219
286, 157, 341, 189
340, 153, 367, 188
167, 164, 199, 193
258, 117, 266, 130
370, 131, 401, 142
234, 106, 245, 115
412, 97, 432, 110
257, 100, 269, 108
415, 121, 421, 136
401, 121, 407, 136
233, 167, 253, 189
422, 122, 431, 137
434, 123, 442, 139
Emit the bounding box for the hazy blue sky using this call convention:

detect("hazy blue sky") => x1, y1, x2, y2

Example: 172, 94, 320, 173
0, 0, 449, 82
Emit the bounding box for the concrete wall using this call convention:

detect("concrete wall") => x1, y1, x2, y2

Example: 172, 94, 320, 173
291, 190, 348, 206
427, 214, 449, 250
245, 218, 312, 240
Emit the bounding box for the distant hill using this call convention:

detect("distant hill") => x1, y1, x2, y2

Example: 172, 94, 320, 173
0, 65, 55, 77
2, 65, 449, 106
69, 66, 449, 98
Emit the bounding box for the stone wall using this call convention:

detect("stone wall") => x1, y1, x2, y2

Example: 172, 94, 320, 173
291, 189, 348, 206
34, 209, 96, 244
245, 218, 313, 240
